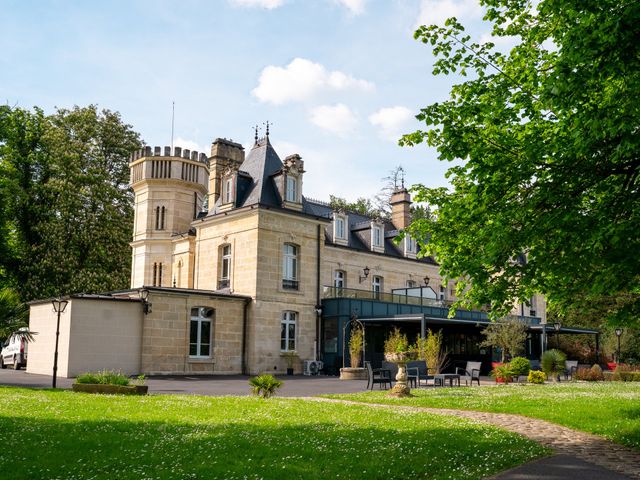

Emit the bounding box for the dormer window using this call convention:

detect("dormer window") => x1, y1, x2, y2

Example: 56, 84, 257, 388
333, 214, 348, 244
404, 234, 417, 258
372, 226, 383, 247
223, 177, 233, 204
285, 175, 298, 202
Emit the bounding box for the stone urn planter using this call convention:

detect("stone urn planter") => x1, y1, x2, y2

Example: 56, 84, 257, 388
385, 351, 417, 397
339, 367, 367, 380
72, 383, 148, 395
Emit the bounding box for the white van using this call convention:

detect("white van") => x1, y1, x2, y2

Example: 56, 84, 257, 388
0, 330, 29, 370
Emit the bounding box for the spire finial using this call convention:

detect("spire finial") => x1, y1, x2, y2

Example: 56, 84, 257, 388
254, 124, 259, 145
264, 120, 272, 138
398, 166, 405, 189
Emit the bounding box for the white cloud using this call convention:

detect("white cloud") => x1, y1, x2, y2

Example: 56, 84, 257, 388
252, 58, 374, 105
173, 137, 209, 155
368, 106, 414, 142
309, 103, 358, 137
415, 0, 483, 29
228, 0, 284, 9
334, 0, 366, 15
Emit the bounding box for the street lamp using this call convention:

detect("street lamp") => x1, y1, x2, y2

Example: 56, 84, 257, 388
51, 298, 69, 389
553, 322, 561, 349
138, 288, 152, 314
423, 275, 430, 286
615, 328, 623, 363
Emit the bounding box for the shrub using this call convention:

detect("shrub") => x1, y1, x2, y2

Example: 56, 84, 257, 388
415, 329, 448, 374
574, 364, 604, 381
541, 349, 566, 380
491, 363, 513, 384
612, 364, 640, 382
509, 357, 531, 377
348, 326, 364, 368
528, 370, 546, 384
249, 374, 283, 398
76, 370, 130, 386
384, 327, 411, 354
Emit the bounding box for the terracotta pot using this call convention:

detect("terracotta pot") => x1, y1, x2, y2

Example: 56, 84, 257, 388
607, 362, 618, 371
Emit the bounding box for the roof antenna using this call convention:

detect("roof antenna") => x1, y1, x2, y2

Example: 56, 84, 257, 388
171, 101, 175, 151
254, 124, 259, 145
399, 166, 405, 189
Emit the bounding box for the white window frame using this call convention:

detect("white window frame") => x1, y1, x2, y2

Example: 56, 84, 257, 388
335, 216, 345, 240
282, 243, 298, 289
406, 235, 416, 254
219, 244, 231, 288
406, 279, 416, 288
280, 311, 297, 352
372, 226, 383, 247
334, 270, 345, 289
223, 177, 233, 204
189, 307, 213, 358
439, 285, 446, 301
285, 175, 297, 202
372, 276, 382, 295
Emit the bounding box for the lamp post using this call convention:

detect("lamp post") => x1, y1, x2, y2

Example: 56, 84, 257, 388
615, 328, 623, 363
553, 322, 561, 349
51, 298, 69, 389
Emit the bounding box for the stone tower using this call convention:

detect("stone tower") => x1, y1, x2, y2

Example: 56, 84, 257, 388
129, 145, 209, 289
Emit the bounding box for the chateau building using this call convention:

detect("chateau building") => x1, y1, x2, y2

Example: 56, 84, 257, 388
28, 131, 583, 379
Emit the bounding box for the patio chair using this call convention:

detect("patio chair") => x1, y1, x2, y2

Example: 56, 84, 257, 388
564, 360, 578, 380
456, 361, 482, 386
365, 361, 392, 390
407, 360, 433, 387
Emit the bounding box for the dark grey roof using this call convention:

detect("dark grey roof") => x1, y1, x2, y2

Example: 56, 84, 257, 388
303, 199, 437, 265
204, 137, 435, 265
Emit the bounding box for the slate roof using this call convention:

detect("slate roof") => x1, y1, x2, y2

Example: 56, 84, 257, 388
206, 136, 436, 264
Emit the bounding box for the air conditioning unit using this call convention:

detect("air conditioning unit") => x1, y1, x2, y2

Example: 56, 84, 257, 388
303, 360, 323, 376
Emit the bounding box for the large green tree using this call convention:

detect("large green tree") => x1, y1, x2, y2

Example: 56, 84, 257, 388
0, 105, 142, 304
402, 0, 639, 324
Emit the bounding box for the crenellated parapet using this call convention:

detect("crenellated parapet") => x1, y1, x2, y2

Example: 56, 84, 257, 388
130, 145, 209, 164
129, 145, 210, 186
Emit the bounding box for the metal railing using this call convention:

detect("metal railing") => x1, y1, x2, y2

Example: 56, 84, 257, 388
322, 286, 453, 308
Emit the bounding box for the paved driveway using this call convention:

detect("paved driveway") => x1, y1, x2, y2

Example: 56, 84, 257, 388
0, 368, 370, 396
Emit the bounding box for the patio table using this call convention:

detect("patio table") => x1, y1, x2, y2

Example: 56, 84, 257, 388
434, 373, 461, 387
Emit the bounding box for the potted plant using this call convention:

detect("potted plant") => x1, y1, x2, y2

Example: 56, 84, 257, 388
281, 351, 298, 375
339, 325, 367, 380
384, 327, 417, 397
491, 363, 513, 384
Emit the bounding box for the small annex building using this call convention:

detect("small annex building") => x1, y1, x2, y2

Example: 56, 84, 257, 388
27, 131, 593, 378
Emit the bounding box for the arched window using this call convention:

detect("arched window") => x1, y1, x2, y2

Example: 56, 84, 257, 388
155, 206, 160, 230
190, 307, 214, 357
282, 244, 298, 290
160, 206, 166, 230
280, 311, 297, 351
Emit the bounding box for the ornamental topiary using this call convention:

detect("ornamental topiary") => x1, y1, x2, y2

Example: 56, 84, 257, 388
528, 370, 546, 384
509, 357, 531, 377
541, 349, 566, 381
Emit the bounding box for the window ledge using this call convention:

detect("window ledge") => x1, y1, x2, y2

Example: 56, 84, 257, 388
188, 357, 214, 363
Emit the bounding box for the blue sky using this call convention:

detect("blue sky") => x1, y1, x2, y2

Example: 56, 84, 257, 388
1, 0, 494, 201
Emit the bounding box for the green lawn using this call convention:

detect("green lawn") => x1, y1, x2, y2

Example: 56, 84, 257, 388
0, 386, 546, 480
329, 382, 640, 450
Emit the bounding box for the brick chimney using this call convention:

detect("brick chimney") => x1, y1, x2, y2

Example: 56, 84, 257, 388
390, 188, 411, 230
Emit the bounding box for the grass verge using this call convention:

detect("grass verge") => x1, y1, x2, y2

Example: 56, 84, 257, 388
0, 386, 546, 479
327, 382, 640, 450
